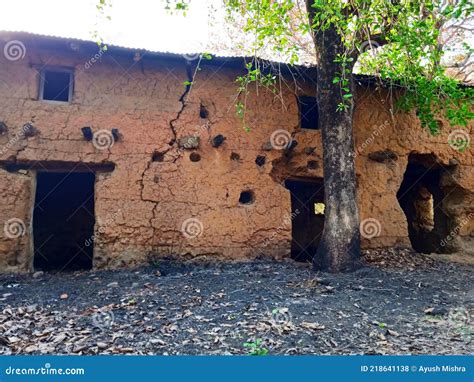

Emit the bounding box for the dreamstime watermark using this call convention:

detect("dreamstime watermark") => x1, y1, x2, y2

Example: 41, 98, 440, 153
440, 212, 473, 248
3, 218, 26, 239
91, 310, 115, 329
270, 129, 292, 150
181, 40, 203, 61
189, 122, 210, 141
448, 129, 470, 153
5, 363, 85, 376
0, 122, 34, 155
181, 217, 204, 239
92, 129, 114, 150
446, 306, 472, 342
270, 307, 292, 326
84, 47, 107, 70
360, 218, 382, 239
356, 120, 389, 156
259, 306, 294, 334
3, 40, 26, 61
359, 39, 381, 54
85, 210, 121, 247
194, 122, 210, 137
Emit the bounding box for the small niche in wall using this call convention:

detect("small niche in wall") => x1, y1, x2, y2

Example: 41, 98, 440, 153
255, 155, 266, 167
0, 121, 8, 135
190, 152, 201, 162
239, 190, 255, 205
230, 152, 241, 161
152, 151, 165, 162
199, 103, 209, 119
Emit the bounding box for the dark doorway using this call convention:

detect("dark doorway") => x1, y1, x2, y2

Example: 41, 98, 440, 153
285, 178, 325, 262
33, 172, 95, 271
396, 154, 452, 253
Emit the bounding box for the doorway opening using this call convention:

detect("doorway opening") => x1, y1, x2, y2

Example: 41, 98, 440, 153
33, 172, 95, 271
285, 178, 325, 262
396, 154, 452, 253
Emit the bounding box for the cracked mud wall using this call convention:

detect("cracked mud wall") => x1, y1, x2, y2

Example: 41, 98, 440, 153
354, 89, 473, 254
0, 41, 472, 272
0, 46, 187, 271
0, 46, 302, 271
0, 169, 33, 271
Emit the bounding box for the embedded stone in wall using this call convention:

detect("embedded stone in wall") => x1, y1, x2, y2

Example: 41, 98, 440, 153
23, 123, 39, 138
178, 135, 200, 149
262, 141, 273, 151
368, 150, 398, 163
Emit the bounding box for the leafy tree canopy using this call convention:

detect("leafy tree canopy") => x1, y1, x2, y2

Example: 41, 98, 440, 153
223, 0, 473, 133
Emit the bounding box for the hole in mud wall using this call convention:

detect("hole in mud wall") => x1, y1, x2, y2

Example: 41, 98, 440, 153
230, 152, 241, 161
239, 190, 255, 205
40, 69, 73, 102
307, 160, 318, 170
396, 154, 453, 253
199, 103, 209, 119
33, 172, 95, 271
285, 178, 325, 262
189, 152, 201, 162
255, 155, 266, 167
297, 96, 319, 130
152, 151, 165, 162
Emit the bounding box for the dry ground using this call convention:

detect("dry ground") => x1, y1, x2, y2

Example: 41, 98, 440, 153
0, 249, 472, 355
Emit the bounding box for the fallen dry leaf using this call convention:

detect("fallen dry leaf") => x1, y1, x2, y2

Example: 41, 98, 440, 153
301, 322, 325, 330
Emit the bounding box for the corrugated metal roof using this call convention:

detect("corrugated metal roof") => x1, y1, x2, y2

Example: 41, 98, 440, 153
0, 30, 317, 82
0, 29, 260, 60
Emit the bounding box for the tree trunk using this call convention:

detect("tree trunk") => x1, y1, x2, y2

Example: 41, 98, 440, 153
306, 2, 361, 272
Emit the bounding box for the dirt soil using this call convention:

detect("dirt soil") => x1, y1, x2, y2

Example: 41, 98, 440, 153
0, 250, 472, 355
